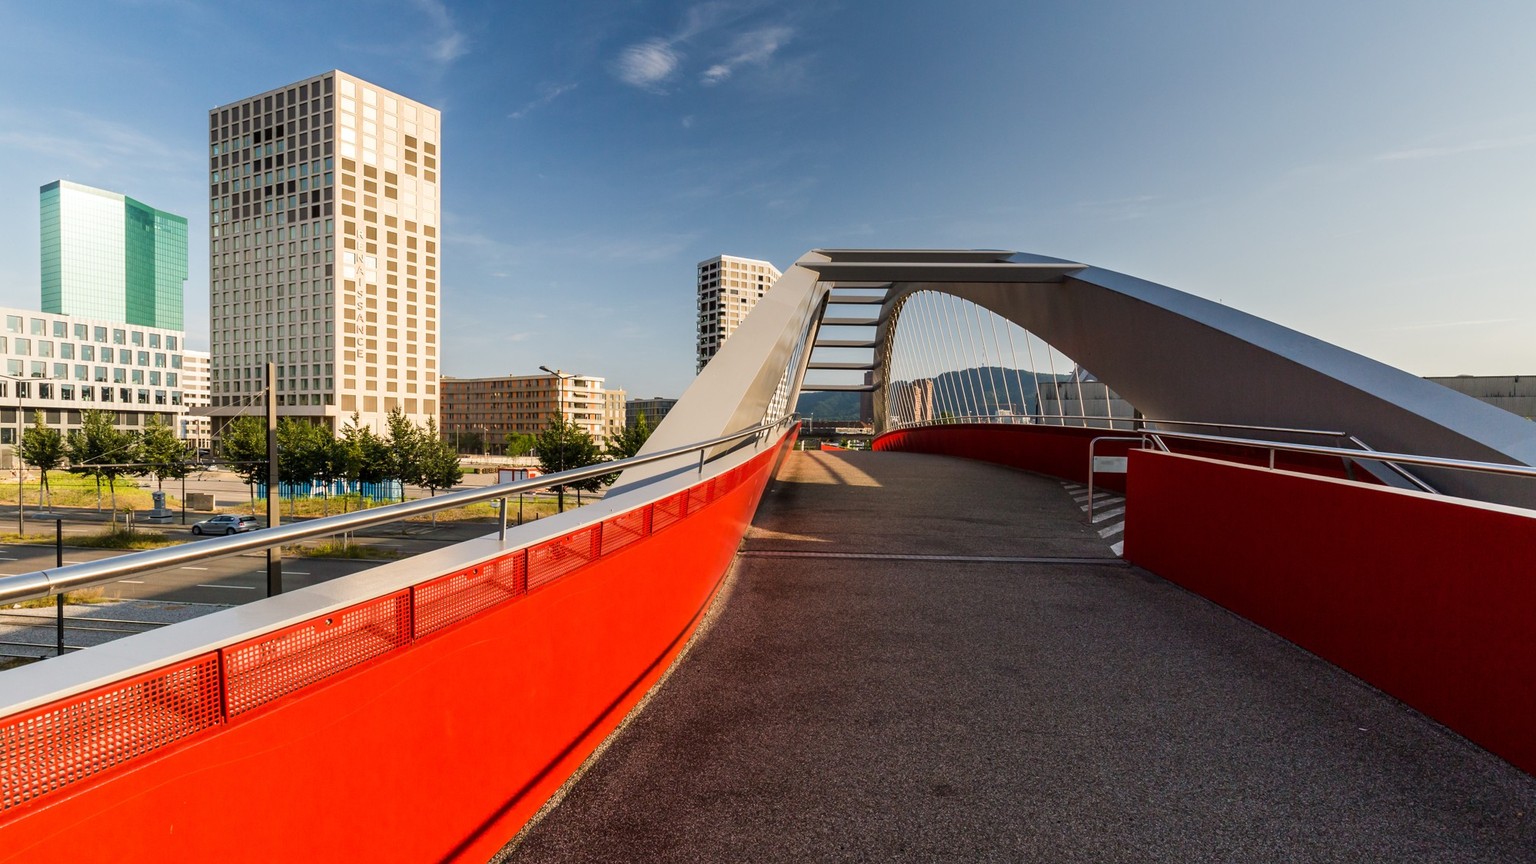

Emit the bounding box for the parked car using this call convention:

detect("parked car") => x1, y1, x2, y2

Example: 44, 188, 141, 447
190, 514, 260, 536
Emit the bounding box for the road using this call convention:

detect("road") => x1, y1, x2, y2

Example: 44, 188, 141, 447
0, 542, 391, 605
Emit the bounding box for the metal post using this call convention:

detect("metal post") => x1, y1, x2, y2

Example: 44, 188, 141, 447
181, 470, 187, 525
54, 516, 63, 656
265, 362, 282, 597
698, 450, 705, 475
498, 497, 507, 543
518, 492, 524, 525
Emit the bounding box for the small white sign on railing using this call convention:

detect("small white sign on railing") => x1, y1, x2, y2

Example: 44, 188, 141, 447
1092, 456, 1129, 474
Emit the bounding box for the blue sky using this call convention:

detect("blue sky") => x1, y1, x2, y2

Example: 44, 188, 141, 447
1, 0, 1534, 398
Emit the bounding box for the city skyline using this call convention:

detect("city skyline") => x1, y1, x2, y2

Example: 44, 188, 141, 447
1, 1, 1535, 400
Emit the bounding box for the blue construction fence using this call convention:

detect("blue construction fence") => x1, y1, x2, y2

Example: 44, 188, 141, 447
254, 479, 403, 501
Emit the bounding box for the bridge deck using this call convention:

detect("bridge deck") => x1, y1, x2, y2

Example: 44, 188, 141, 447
500, 451, 1536, 862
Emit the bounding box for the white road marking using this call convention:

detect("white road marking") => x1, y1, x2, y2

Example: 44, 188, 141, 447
285, 570, 311, 575
1110, 540, 1124, 556
180, 566, 210, 571
1092, 506, 1126, 523
117, 579, 146, 584
196, 584, 256, 590
0, 557, 16, 561
1098, 522, 1125, 538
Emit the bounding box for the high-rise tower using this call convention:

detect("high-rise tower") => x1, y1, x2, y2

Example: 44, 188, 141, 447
696, 254, 779, 373
40, 180, 188, 330
206, 70, 441, 433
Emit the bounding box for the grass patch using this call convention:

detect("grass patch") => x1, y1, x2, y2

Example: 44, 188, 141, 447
71, 529, 183, 550
285, 540, 400, 560
0, 471, 169, 511
0, 532, 62, 545
11, 587, 110, 608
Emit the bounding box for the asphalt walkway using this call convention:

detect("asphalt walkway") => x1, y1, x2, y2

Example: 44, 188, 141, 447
500, 451, 1536, 863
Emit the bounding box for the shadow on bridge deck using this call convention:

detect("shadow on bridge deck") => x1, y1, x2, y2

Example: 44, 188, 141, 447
499, 451, 1536, 863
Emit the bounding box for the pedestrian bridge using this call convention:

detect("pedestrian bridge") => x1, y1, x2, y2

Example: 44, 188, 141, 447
2, 250, 1534, 862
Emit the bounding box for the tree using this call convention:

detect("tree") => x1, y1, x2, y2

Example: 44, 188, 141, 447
384, 407, 421, 503
312, 428, 355, 516
18, 411, 65, 507
66, 409, 140, 524
606, 411, 651, 461
277, 418, 329, 517
416, 420, 464, 526
139, 414, 192, 490
504, 432, 537, 457
453, 430, 483, 456
220, 415, 268, 513
535, 414, 606, 511
340, 413, 389, 507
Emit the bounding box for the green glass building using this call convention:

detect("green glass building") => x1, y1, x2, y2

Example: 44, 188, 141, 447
39, 180, 187, 331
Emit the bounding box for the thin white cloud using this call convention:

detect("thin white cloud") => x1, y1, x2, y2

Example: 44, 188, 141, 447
1387, 317, 1522, 332
615, 39, 682, 91
509, 83, 579, 120
410, 0, 469, 66
1374, 134, 1536, 162
702, 26, 792, 85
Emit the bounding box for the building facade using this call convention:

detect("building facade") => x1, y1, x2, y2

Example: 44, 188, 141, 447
206, 70, 441, 436
1428, 375, 1536, 421
626, 396, 677, 429
441, 371, 612, 453
602, 388, 627, 442
697, 255, 780, 373
0, 306, 188, 467
180, 349, 211, 451
40, 180, 188, 331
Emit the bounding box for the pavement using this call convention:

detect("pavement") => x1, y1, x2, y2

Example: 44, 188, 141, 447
499, 450, 1536, 863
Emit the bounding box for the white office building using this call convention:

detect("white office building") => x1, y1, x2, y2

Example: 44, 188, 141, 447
207, 70, 441, 435
0, 306, 187, 468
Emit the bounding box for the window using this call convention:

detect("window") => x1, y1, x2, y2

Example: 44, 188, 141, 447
74, 323, 87, 340
94, 367, 107, 382
137, 389, 149, 404
113, 368, 125, 384
38, 341, 52, 358
172, 355, 183, 369
131, 369, 144, 384
81, 345, 93, 361
81, 386, 94, 401
154, 353, 166, 368
149, 371, 160, 386
113, 329, 126, 345
14, 338, 28, 356
131, 331, 144, 346
74, 365, 87, 381
167, 335, 178, 350
149, 333, 161, 348
100, 387, 113, 403
4, 316, 19, 333
30, 361, 45, 378
52, 363, 66, 379
154, 390, 166, 405
95, 327, 107, 343
60, 385, 73, 401
52, 321, 66, 338
167, 373, 177, 386
60, 343, 74, 360
5, 359, 20, 376
29, 319, 43, 335
137, 351, 149, 367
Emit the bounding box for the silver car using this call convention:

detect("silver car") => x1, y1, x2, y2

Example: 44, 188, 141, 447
190, 514, 260, 535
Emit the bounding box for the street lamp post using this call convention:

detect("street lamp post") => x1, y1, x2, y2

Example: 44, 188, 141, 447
538, 365, 578, 512
1, 374, 30, 535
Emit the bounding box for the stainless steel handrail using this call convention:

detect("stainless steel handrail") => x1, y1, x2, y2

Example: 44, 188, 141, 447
1137, 430, 1536, 482
1344, 434, 1439, 494
0, 415, 799, 605
889, 414, 1350, 439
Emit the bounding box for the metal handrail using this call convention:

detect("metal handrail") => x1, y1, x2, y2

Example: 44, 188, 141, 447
1344, 434, 1439, 494
889, 414, 1350, 439
0, 415, 799, 605
1135, 430, 1536, 482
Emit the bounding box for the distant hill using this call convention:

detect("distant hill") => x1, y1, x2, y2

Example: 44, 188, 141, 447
796, 367, 1073, 420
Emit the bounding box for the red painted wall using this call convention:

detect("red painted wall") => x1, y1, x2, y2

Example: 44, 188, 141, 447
873, 424, 1136, 491
1125, 450, 1536, 775
0, 435, 794, 863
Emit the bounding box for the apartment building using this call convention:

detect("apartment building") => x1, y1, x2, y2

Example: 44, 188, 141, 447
696, 255, 780, 373
441, 371, 613, 453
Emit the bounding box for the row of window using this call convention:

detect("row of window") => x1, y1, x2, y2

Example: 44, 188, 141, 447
2, 359, 179, 386
2, 316, 178, 349
0, 380, 180, 405
0, 339, 178, 367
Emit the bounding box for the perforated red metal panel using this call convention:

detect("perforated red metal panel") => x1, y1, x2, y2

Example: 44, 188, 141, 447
222, 592, 411, 717
651, 490, 688, 532
527, 525, 600, 591
600, 507, 650, 557
688, 478, 716, 512
0, 654, 221, 815
414, 551, 528, 637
